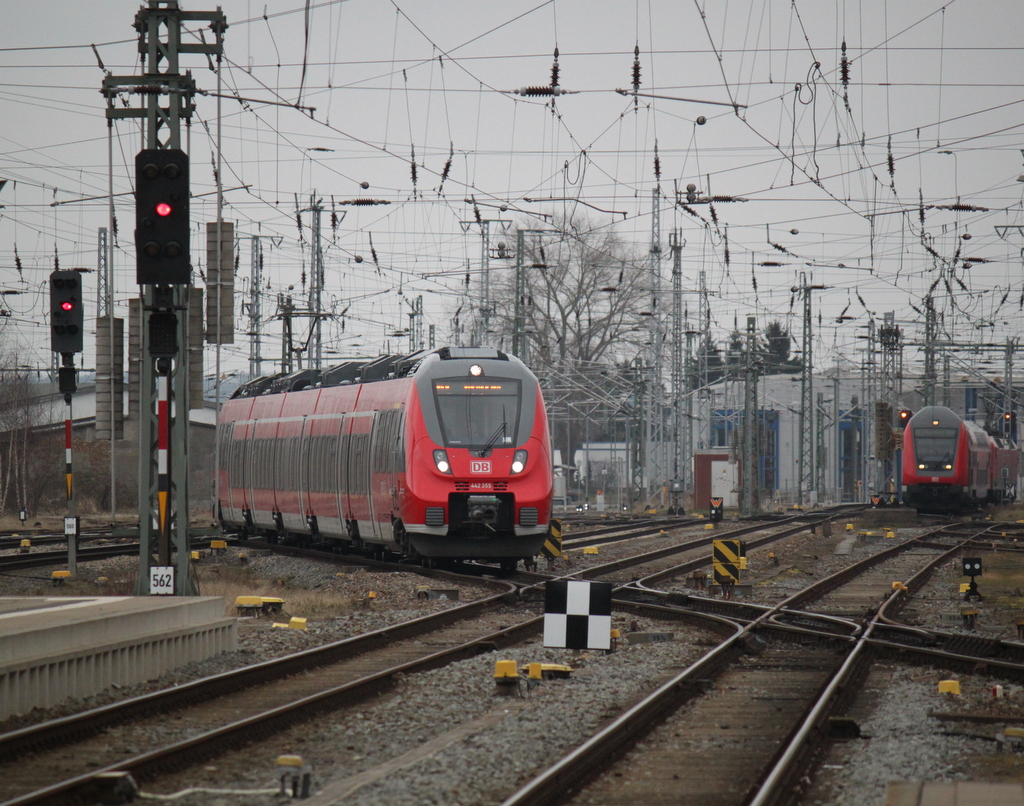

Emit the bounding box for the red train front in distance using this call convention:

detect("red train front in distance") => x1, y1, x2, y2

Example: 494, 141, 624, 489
902, 405, 1017, 513
217, 347, 553, 567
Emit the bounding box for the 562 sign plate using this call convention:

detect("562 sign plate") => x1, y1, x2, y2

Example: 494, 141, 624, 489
150, 566, 175, 595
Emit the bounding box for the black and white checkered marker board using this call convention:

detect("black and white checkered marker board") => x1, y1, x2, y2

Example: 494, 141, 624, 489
543, 580, 613, 650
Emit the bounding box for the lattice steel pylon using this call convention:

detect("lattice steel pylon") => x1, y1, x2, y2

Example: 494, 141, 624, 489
860, 317, 877, 498
248, 236, 263, 378
669, 230, 684, 510
645, 186, 665, 506
816, 391, 827, 498
697, 270, 710, 449
794, 273, 827, 505
103, 1, 226, 595
922, 295, 937, 407
878, 312, 902, 495
740, 315, 759, 515
460, 217, 511, 347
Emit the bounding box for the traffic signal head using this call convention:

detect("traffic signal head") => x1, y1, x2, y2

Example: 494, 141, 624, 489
49, 270, 84, 353
897, 408, 913, 428
135, 148, 190, 285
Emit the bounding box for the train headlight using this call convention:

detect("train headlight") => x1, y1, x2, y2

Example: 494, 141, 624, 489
469, 364, 483, 376
945, 464, 952, 470
433, 449, 452, 474
918, 464, 926, 470
511, 449, 528, 474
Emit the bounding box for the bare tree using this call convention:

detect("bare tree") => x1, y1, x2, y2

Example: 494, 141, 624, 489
485, 215, 651, 500
489, 215, 649, 370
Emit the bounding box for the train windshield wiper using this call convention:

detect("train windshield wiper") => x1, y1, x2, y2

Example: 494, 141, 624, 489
478, 410, 507, 456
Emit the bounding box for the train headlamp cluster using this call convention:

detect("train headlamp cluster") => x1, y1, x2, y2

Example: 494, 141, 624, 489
433, 449, 452, 474
511, 449, 529, 474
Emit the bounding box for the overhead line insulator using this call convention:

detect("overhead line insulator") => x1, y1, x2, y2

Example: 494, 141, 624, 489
513, 86, 571, 96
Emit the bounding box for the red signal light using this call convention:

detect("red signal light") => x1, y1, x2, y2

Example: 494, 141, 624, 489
155, 202, 173, 217
61, 301, 75, 312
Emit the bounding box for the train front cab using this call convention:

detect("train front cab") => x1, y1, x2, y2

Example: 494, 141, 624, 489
903, 406, 969, 511
402, 352, 553, 560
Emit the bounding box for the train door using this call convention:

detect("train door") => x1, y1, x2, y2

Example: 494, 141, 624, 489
298, 415, 313, 533
369, 409, 401, 549
242, 421, 257, 525
338, 413, 351, 531
249, 419, 280, 532
230, 421, 249, 524
331, 414, 348, 536
346, 412, 379, 542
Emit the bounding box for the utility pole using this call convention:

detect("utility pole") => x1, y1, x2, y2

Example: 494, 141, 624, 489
406, 295, 424, 352
684, 325, 697, 494
816, 391, 827, 499
740, 315, 759, 515
631, 355, 645, 507
861, 317, 877, 500
247, 235, 263, 378
646, 186, 665, 507
512, 228, 557, 362
103, 1, 226, 596
794, 273, 828, 506
698, 270, 710, 448
1006, 338, 1017, 447
296, 194, 326, 370
95, 226, 123, 521
669, 230, 684, 512
878, 312, 902, 498
460, 217, 511, 347
279, 293, 294, 373
923, 295, 937, 406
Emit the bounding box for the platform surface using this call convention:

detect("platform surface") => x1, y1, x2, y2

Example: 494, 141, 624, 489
886, 781, 1024, 805
0, 595, 236, 719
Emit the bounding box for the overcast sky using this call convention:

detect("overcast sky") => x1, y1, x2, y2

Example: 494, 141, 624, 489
2, 0, 1024, 384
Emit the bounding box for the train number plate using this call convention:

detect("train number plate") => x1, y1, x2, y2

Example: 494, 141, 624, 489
470, 460, 492, 474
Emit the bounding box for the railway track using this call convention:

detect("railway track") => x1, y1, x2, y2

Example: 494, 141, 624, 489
4, 513, 1019, 804
0, 577, 531, 806
502, 522, 1022, 806
0, 511, 855, 805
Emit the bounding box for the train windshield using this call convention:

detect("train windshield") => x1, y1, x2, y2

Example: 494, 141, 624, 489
913, 427, 958, 465
432, 378, 521, 449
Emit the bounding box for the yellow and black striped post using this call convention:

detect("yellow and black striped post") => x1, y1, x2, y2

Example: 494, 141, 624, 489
541, 518, 563, 560
712, 539, 742, 585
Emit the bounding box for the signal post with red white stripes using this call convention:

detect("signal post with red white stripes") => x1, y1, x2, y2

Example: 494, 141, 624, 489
49, 269, 84, 576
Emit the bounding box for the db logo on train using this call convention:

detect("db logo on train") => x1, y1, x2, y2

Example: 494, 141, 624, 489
470, 460, 492, 473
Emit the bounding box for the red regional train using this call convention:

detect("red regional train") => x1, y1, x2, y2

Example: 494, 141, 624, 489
217, 347, 553, 567
902, 405, 1018, 513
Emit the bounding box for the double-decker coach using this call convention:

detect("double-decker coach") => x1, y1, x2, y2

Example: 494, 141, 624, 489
902, 405, 1016, 512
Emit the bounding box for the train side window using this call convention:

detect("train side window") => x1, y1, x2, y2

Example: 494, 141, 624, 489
251, 438, 262, 488
272, 437, 281, 490
259, 438, 269, 488
278, 436, 298, 491
319, 434, 332, 493
391, 410, 406, 472
371, 412, 385, 473
339, 424, 349, 492
353, 432, 369, 494
307, 434, 319, 493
